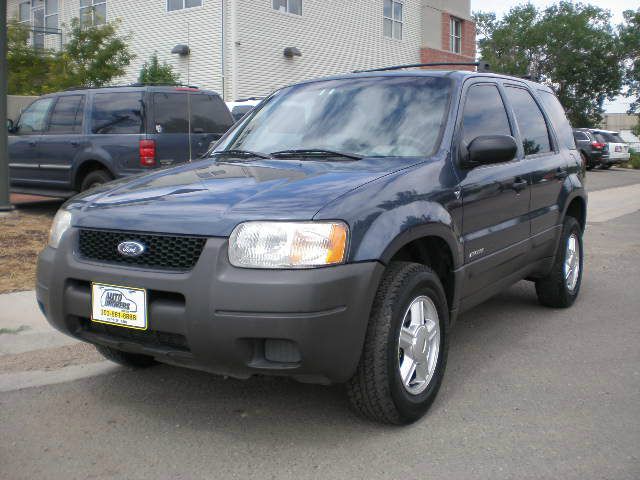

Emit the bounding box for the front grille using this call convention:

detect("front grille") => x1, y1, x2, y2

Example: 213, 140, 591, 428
80, 319, 190, 352
78, 229, 206, 271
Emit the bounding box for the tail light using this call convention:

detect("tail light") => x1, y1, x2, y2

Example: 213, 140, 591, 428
139, 140, 156, 167
591, 141, 605, 150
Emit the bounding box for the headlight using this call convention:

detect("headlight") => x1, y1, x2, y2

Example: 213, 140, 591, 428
229, 221, 348, 269
48, 209, 72, 248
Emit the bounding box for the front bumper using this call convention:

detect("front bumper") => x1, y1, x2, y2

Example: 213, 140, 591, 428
36, 229, 384, 384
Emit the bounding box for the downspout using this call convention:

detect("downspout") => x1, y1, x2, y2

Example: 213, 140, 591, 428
221, 0, 225, 100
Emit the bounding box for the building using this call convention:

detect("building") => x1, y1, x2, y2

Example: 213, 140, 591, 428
7, 0, 475, 100
599, 113, 639, 132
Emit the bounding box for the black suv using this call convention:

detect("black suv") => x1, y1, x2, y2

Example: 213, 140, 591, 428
37, 68, 586, 424
573, 128, 605, 170
8, 85, 234, 197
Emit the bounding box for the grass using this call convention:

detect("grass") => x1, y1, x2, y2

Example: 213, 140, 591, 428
625, 152, 640, 169
0, 201, 58, 294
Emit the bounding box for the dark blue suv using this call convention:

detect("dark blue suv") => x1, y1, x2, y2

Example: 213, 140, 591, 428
8, 85, 233, 197
36, 68, 586, 424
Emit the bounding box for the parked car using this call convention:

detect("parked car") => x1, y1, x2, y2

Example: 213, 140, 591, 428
225, 97, 263, 122
37, 67, 586, 424
573, 128, 605, 170
7, 85, 234, 197
590, 129, 630, 169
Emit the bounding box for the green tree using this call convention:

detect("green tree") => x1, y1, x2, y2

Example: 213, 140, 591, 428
7, 17, 133, 95
619, 8, 640, 113
138, 53, 180, 85
475, 2, 625, 127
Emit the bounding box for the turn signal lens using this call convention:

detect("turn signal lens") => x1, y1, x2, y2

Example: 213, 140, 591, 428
228, 221, 349, 269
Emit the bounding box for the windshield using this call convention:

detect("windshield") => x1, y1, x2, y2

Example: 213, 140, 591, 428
216, 76, 452, 158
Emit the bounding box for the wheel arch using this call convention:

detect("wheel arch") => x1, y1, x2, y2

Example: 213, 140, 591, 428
73, 159, 114, 191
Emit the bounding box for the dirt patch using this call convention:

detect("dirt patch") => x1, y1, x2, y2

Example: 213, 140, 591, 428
0, 342, 104, 374
0, 200, 62, 294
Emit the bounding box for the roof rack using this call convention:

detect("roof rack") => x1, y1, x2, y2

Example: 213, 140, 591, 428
353, 61, 490, 74
234, 96, 265, 102
63, 82, 200, 91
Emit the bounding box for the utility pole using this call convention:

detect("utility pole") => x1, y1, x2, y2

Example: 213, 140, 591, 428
0, 0, 13, 211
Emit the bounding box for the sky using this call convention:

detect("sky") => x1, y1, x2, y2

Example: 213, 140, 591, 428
470, 0, 638, 113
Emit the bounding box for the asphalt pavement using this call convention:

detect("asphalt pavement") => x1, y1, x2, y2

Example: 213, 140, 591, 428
1, 168, 639, 480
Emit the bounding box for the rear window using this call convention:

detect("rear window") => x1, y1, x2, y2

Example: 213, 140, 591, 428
91, 92, 144, 134
153, 93, 188, 134
594, 132, 624, 143
190, 94, 233, 133
573, 131, 588, 141
538, 91, 575, 150
504, 86, 551, 155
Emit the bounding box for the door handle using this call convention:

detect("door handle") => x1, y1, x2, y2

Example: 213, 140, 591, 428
28, 140, 37, 147
512, 177, 528, 192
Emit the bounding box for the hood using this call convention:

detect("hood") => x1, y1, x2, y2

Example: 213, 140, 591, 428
68, 157, 414, 236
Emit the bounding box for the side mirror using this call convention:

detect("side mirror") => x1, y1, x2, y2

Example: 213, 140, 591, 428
6, 119, 14, 133
461, 135, 518, 168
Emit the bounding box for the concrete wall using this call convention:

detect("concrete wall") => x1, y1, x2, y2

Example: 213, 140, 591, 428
7, 95, 38, 122
600, 113, 640, 132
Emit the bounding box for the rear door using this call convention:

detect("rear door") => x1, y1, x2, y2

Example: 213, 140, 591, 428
151, 91, 189, 166
504, 85, 566, 260
8, 97, 55, 185
189, 93, 234, 158
38, 94, 86, 188
455, 81, 532, 299
89, 91, 145, 176
603, 132, 629, 161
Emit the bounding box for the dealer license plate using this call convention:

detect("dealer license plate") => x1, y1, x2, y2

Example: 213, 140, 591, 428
91, 283, 147, 330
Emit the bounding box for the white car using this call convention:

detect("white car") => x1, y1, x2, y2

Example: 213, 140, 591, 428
591, 130, 631, 169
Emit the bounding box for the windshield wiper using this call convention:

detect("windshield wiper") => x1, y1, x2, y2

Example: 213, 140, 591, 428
212, 149, 272, 159
270, 149, 363, 160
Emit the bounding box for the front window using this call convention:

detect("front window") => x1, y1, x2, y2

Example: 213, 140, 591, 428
167, 0, 203, 12
16, 98, 55, 134
450, 17, 462, 53
217, 76, 452, 158
80, 0, 106, 26
384, 0, 403, 40
272, 0, 302, 15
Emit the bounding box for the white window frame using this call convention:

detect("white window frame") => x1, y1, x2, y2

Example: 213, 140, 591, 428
166, 0, 204, 12
80, 0, 107, 27
18, 1, 31, 24
383, 0, 403, 41
272, 0, 302, 16
450, 17, 462, 54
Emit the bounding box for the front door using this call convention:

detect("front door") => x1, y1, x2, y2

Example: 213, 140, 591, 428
38, 94, 86, 188
8, 97, 55, 185
454, 82, 532, 301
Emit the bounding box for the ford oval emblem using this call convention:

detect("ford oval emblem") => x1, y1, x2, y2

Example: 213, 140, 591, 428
117, 241, 146, 257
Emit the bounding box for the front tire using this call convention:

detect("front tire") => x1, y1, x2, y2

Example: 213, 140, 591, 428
346, 262, 449, 424
535, 216, 583, 308
95, 345, 156, 368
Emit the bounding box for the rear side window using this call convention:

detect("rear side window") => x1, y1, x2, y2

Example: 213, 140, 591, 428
91, 92, 144, 134
538, 91, 575, 150
573, 131, 588, 141
461, 84, 511, 145
190, 95, 233, 133
505, 86, 551, 156
153, 93, 188, 133
48, 95, 85, 134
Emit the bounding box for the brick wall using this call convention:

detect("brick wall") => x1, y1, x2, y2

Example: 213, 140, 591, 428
421, 10, 475, 70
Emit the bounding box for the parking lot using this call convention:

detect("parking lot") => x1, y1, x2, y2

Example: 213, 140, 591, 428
0, 167, 639, 480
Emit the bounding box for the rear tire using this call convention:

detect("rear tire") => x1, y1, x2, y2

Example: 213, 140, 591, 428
600, 164, 611, 170
95, 345, 156, 368
581, 152, 594, 171
80, 169, 113, 192
346, 262, 449, 425
535, 216, 583, 308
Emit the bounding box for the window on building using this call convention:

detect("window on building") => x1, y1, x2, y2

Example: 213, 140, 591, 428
80, 0, 107, 26
47, 96, 85, 134
167, 0, 203, 12
45, 0, 58, 32
272, 0, 302, 15
450, 17, 462, 54
505, 86, 552, 155
383, 0, 403, 40
91, 92, 144, 134
462, 84, 512, 146
33, 5, 45, 49
18, 2, 31, 23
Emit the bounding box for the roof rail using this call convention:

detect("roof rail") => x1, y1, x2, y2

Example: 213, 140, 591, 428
353, 61, 490, 74
63, 82, 200, 91
234, 96, 265, 102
